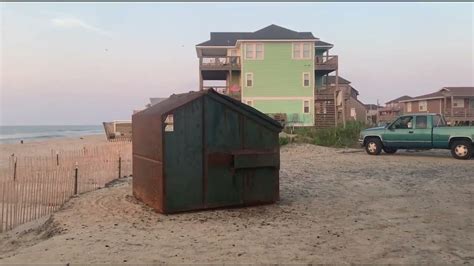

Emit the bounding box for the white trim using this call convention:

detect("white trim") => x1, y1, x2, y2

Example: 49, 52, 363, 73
246, 100, 253, 106
245, 72, 254, 88
302, 72, 310, 87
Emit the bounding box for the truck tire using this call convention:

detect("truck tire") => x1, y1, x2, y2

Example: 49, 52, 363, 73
365, 138, 382, 155
383, 147, 397, 154
450, 140, 472, 160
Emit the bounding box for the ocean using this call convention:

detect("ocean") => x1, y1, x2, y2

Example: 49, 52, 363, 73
0, 125, 103, 144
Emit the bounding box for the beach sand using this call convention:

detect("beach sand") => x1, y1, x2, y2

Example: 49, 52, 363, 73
0, 144, 473, 264
0, 135, 108, 169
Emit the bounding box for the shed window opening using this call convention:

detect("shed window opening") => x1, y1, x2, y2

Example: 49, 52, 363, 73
407, 102, 412, 112
164, 114, 174, 132
245, 73, 253, 87
303, 72, 310, 87
303, 100, 310, 114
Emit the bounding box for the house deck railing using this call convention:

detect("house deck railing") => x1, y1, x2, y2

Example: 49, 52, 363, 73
444, 109, 474, 118
315, 55, 338, 71
199, 56, 241, 70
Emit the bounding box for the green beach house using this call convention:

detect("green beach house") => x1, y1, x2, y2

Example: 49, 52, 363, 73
196, 24, 341, 127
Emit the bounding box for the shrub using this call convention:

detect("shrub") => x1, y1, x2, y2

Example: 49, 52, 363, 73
286, 121, 366, 148
279, 136, 290, 146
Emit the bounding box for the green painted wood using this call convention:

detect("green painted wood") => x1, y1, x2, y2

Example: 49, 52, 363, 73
164, 99, 203, 212
204, 96, 244, 206
241, 168, 278, 204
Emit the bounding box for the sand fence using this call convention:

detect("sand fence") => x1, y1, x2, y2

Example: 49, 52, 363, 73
0, 141, 132, 232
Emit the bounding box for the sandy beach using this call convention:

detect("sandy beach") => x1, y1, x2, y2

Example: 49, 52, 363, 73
0, 143, 472, 264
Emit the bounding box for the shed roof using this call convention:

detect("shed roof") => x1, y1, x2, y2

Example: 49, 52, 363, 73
134, 89, 283, 131
197, 24, 318, 47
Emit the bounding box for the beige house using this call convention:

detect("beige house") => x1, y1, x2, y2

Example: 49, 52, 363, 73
399, 87, 474, 125
321, 76, 367, 124
377, 95, 412, 123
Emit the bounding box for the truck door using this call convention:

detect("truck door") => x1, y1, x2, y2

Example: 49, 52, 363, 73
411, 115, 432, 148
383, 115, 417, 148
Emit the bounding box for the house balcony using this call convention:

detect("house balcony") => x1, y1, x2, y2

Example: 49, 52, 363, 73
444, 109, 474, 122
315, 55, 338, 73
199, 56, 241, 71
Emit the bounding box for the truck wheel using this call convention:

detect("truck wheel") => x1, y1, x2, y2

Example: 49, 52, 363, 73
450, 140, 472, 160
365, 138, 382, 155
383, 147, 397, 154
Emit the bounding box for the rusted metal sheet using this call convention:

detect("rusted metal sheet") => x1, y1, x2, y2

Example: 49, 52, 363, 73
132, 89, 282, 214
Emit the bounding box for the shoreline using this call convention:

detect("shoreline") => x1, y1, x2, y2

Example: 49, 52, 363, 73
0, 134, 110, 167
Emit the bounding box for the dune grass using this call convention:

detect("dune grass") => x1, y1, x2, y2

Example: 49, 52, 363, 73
282, 121, 366, 148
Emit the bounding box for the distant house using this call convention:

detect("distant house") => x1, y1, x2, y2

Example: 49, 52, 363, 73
321, 76, 367, 124
399, 87, 474, 125
377, 95, 412, 123
365, 104, 382, 125
196, 24, 345, 128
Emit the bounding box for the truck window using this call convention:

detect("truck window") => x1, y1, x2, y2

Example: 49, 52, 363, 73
433, 115, 446, 127
416, 116, 427, 129
391, 116, 413, 129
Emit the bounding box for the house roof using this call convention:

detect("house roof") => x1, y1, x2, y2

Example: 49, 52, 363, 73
365, 104, 383, 110
134, 89, 283, 131
197, 24, 318, 47
315, 40, 333, 48
399, 87, 474, 102
385, 95, 412, 104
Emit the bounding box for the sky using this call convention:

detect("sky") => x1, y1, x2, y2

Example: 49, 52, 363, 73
1, 2, 473, 125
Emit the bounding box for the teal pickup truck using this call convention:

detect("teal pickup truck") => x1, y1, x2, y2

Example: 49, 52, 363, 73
359, 113, 474, 159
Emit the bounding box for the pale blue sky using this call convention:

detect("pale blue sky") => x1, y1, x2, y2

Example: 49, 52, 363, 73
1, 3, 473, 125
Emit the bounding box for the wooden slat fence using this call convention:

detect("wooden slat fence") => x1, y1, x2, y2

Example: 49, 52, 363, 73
0, 141, 132, 232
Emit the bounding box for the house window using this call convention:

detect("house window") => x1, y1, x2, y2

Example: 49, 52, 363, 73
246, 100, 253, 106
350, 108, 356, 118
419, 101, 427, 112
453, 99, 464, 108
245, 43, 263, 60
407, 102, 412, 112
303, 100, 310, 114
245, 73, 253, 87
303, 72, 310, 87
293, 43, 312, 59
255, 44, 264, 59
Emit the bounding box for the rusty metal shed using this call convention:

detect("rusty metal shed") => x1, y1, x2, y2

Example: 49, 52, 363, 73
132, 89, 283, 213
